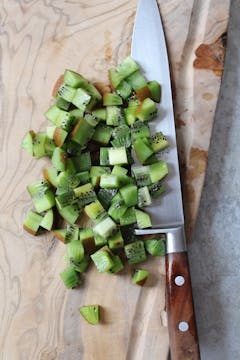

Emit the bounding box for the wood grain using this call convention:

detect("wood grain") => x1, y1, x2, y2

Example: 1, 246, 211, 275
166, 252, 200, 360
0, 0, 229, 359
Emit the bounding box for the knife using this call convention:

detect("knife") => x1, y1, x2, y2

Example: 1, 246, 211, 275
132, 1, 200, 359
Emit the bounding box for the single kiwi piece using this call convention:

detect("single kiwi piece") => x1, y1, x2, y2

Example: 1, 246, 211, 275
132, 269, 149, 286
138, 186, 152, 207
91, 247, 114, 272
60, 267, 80, 289
135, 209, 152, 229
79, 305, 100, 325
23, 210, 43, 235
40, 209, 54, 231
22, 130, 36, 156
145, 239, 166, 256
124, 240, 147, 264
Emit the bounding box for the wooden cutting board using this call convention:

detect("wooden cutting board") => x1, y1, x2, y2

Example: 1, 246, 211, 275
0, 1, 229, 359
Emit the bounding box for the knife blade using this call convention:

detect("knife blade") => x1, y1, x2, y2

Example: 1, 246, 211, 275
131, 1, 200, 359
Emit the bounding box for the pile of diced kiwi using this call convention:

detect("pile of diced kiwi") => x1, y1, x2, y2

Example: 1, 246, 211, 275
22, 57, 168, 324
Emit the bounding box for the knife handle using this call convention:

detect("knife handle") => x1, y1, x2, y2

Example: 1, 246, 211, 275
166, 252, 200, 360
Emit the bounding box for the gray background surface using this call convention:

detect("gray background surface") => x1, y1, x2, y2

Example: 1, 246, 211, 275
188, 1, 240, 359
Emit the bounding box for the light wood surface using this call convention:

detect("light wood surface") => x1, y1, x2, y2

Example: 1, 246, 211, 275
0, 1, 229, 359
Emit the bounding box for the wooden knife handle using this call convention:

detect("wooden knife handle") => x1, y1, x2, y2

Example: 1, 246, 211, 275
166, 252, 200, 360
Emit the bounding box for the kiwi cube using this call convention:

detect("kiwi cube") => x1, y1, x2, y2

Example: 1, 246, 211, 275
23, 211, 43, 235
56, 190, 76, 210
52, 147, 67, 171
106, 106, 122, 126
116, 80, 132, 99
72, 88, 91, 109
71, 118, 94, 146
93, 217, 117, 239
67, 240, 84, 264
22, 130, 35, 156
124, 240, 147, 264
148, 182, 165, 198
145, 239, 166, 256
138, 186, 152, 207
120, 207, 136, 226
124, 100, 139, 126
133, 138, 154, 164
100, 174, 120, 189
108, 231, 124, 250
94, 234, 108, 247
72, 152, 91, 172
84, 200, 107, 223
92, 124, 113, 145
111, 125, 131, 148
60, 267, 80, 289
126, 70, 147, 90
33, 133, 47, 159
132, 166, 152, 186
91, 248, 114, 272
44, 104, 61, 123
27, 179, 50, 198
90, 166, 111, 187
108, 69, 125, 88
131, 121, 151, 141
108, 255, 124, 274
99, 147, 109, 166
53, 127, 68, 148
150, 132, 169, 153
64, 69, 87, 88
143, 154, 158, 165
119, 184, 138, 207
73, 255, 90, 273
65, 224, 79, 242
148, 80, 161, 103
136, 98, 157, 121
79, 228, 96, 254
116, 57, 139, 78
103, 93, 123, 106
56, 200, 81, 224
43, 167, 59, 188
92, 108, 107, 121
108, 147, 128, 165
149, 161, 168, 183
40, 209, 54, 231
33, 189, 56, 213
79, 305, 100, 325
97, 188, 118, 209
135, 209, 152, 229
112, 165, 128, 176
57, 83, 76, 102
53, 229, 67, 243
74, 183, 96, 207
132, 269, 149, 286
108, 201, 128, 222
55, 96, 70, 111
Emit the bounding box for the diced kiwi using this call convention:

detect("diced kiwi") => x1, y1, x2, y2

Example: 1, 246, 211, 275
132, 166, 152, 187
43, 167, 58, 188
23, 210, 43, 235
74, 183, 96, 207
56, 190, 76, 209
64, 69, 87, 88
126, 70, 147, 90
71, 118, 94, 146
53, 229, 67, 243
84, 113, 99, 128
148, 80, 161, 103
149, 161, 168, 183
119, 184, 138, 207
108, 201, 128, 222
55, 96, 70, 111
131, 121, 151, 141
92, 108, 107, 121
116, 80, 132, 99
92, 124, 112, 145
40, 209, 54, 231
79, 228, 96, 254
65, 224, 79, 242
91, 247, 114, 272
148, 182, 165, 198
52, 147, 67, 171
97, 188, 118, 209
136, 98, 157, 121
108, 231, 124, 250
56, 200, 80, 224
60, 267, 80, 289
67, 240, 84, 264
108, 69, 124, 88
57, 83, 76, 102
111, 125, 131, 148
138, 186, 152, 207
145, 239, 166, 256
33, 133, 47, 159
120, 207, 136, 226
72, 152, 91, 172
69, 108, 84, 123
99, 147, 109, 166
124, 240, 146, 264
135, 209, 152, 229
149, 132, 169, 153
93, 217, 117, 239
108, 147, 128, 165
108, 255, 124, 274
124, 99, 139, 125
44, 104, 62, 123
72, 88, 91, 109
56, 111, 74, 132
22, 130, 35, 156
106, 106, 122, 126
84, 200, 107, 223
73, 255, 90, 273
27, 180, 55, 213
57, 171, 81, 189
94, 234, 108, 247
116, 57, 139, 78
112, 165, 128, 176
143, 153, 158, 165
46, 126, 56, 139
90, 166, 111, 187
103, 93, 123, 106
79, 305, 100, 325
53, 127, 68, 147
133, 138, 154, 164
44, 137, 57, 157
100, 174, 120, 189
132, 269, 149, 286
